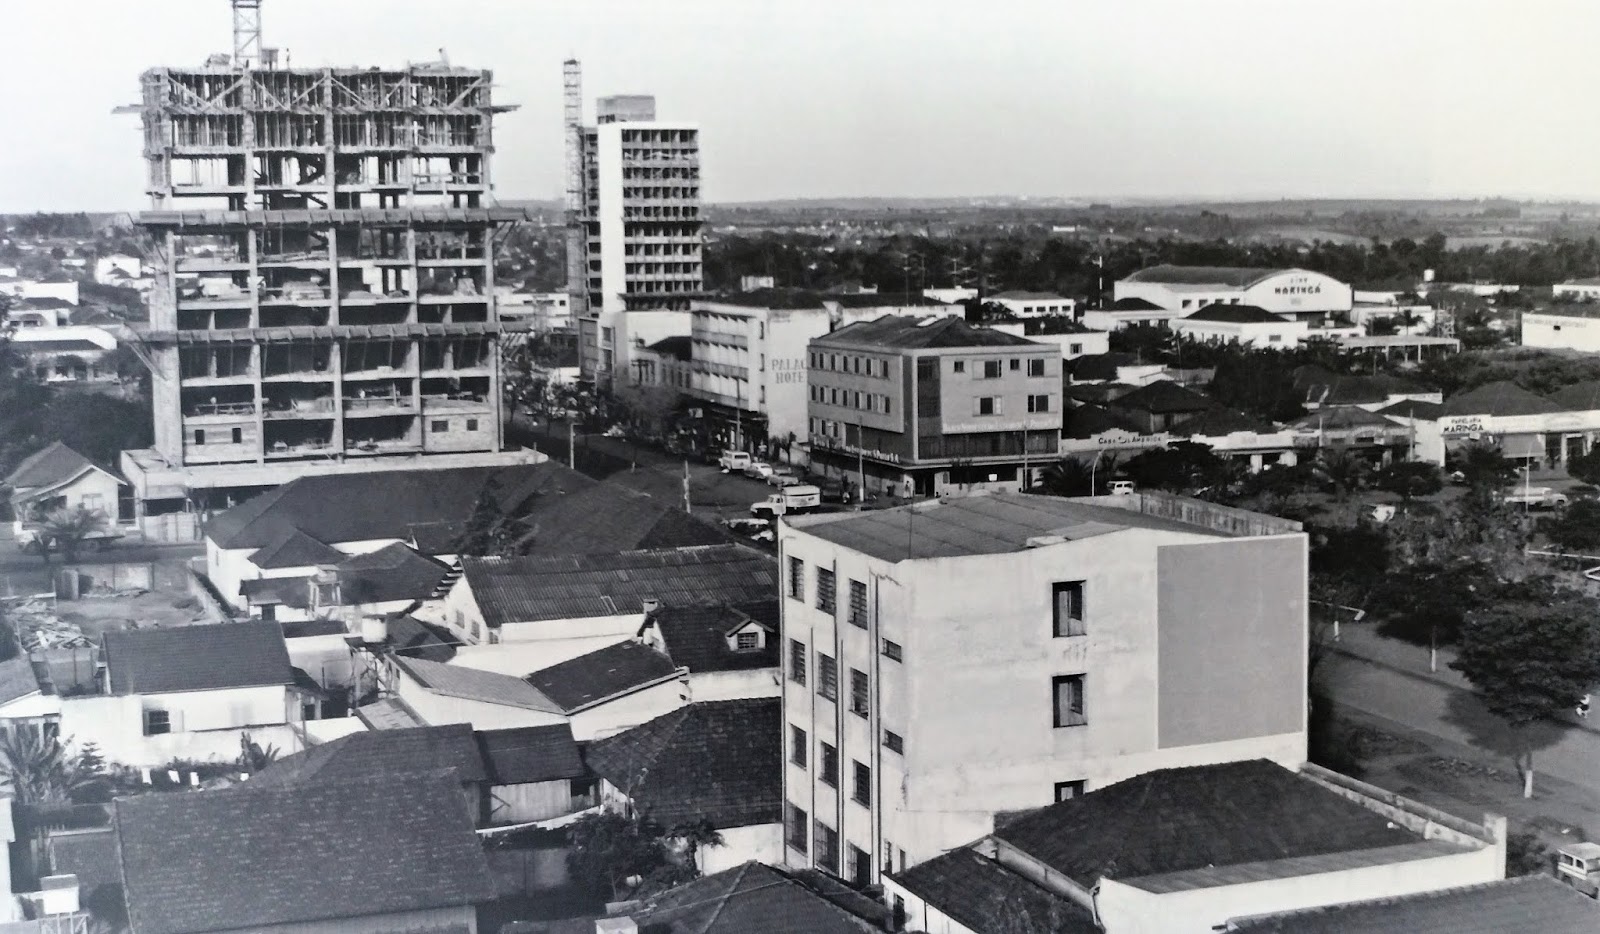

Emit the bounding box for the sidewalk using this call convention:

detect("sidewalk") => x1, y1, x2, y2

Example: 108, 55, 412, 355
1328, 622, 1600, 737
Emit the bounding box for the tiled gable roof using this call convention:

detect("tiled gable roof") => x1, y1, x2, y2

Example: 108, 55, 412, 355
461, 545, 778, 628
475, 724, 586, 784
1110, 380, 1213, 414
3, 441, 101, 491
584, 698, 780, 828
0, 655, 43, 707
624, 861, 880, 933
335, 542, 452, 604
1441, 381, 1561, 417
103, 622, 293, 695
247, 724, 487, 789
993, 760, 1419, 887
890, 848, 1098, 934
248, 529, 344, 569
1229, 875, 1599, 933
1172, 407, 1277, 437
1183, 303, 1288, 324
526, 640, 681, 712
1109, 296, 1165, 311
393, 656, 562, 713
820, 315, 1042, 350
114, 773, 494, 934
647, 601, 780, 674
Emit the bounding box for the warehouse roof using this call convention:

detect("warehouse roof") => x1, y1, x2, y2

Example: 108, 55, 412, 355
789, 492, 1224, 561
248, 724, 487, 789
393, 656, 562, 713
1123, 265, 1310, 288
1229, 875, 1599, 933
889, 848, 1098, 934
475, 724, 586, 784
1441, 381, 1562, 417
526, 640, 681, 712
1109, 380, 1213, 414
623, 861, 881, 933
460, 545, 777, 627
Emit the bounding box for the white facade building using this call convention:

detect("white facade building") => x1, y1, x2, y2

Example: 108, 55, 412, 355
1173, 305, 1311, 348
1114, 266, 1352, 323
1523, 306, 1600, 353
779, 492, 1308, 885
1553, 278, 1600, 301
989, 291, 1077, 319
689, 301, 834, 447
0, 279, 79, 305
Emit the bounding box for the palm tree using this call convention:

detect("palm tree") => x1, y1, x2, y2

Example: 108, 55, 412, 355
1314, 449, 1369, 503
36, 505, 106, 565
666, 818, 724, 871
1040, 458, 1094, 497
0, 730, 103, 806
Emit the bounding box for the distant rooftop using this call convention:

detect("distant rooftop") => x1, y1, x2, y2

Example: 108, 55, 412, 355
1442, 380, 1562, 418
1108, 296, 1167, 311
787, 492, 1263, 562
816, 315, 1041, 351
1183, 303, 1290, 324
991, 290, 1067, 302
1229, 875, 1598, 934
1122, 265, 1307, 288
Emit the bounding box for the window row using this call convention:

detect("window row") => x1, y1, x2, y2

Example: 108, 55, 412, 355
811, 384, 894, 415
951, 357, 1049, 378
811, 350, 891, 379
785, 737, 876, 805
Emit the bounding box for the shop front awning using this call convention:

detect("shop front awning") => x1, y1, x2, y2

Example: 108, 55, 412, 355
1499, 433, 1546, 459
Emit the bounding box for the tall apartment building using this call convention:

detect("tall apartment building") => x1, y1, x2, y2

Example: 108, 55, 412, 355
778, 491, 1308, 886
574, 95, 705, 387
121, 63, 539, 522
807, 316, 1062, 498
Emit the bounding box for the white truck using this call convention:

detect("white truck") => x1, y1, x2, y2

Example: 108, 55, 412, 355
719, 450, 752, 473
751, 484, 821, 518
1557, 841, 1600, 898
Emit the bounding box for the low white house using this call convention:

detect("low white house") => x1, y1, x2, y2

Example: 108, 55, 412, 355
585, 698, 784, 875
1522, 305, 1600, 353
1173, 304, 1310, 348
1553, 278, 1600, 301
58, 622, 309, 767
388, 656, 568, 732
4, 442, 125, 525
637, 601, 781, 702
989, 291, 1077, 319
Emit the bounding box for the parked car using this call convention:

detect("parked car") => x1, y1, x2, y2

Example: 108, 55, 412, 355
1108, 480, 1135, 496
744, 461, 774, 481
1502, 486, 1568, 510
766, 466, 799, 487
811, 477, 847, 503
718, 450, 752, 473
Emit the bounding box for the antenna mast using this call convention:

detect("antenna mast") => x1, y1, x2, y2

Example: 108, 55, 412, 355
232, 0, 263, 69
563, 60, 588, 319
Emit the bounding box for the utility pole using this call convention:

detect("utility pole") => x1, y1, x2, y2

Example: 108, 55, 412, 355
856, 422, 866, 500
568, 418, 575, 471
683, 460, 692, 514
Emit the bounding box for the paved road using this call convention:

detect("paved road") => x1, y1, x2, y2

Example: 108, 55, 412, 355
1321, 651, 1600, 793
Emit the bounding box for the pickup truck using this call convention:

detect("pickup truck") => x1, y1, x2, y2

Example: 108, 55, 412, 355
1502, 487, 1569, 510
751, 484, 822, 518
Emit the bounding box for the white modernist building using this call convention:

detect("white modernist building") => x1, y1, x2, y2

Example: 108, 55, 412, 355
988, 291, 1077, 319
576, 95, 705, 387
1522, 305, 1600, 353
779, 491, 1308, 885
1553, 278, 1600, 301
1114, 266, 1353, 324
1172, 304, 1311, 348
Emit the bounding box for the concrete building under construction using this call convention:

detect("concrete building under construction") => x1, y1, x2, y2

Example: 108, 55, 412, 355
120, 57, 541, 528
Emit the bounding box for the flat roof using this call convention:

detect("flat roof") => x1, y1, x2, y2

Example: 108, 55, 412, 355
787, 492, 1225, 562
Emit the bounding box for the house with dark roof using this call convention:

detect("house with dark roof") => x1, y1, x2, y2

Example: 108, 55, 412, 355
0, 655, 59, 735
247, 722, 487, 819
524, 639, 688, 741
112, 772, 494, 934
1293, 365, 1440, 413
586, 698, 783, 874
807, 316, 1063, 497
885, 760, 1508, 934
604, 861, 885, 933
1081, 295, 1181, 330
56, 622, 308, 768
1225, 873, 1599, 933
1114, 265, 1353, 324
637, 599, 781, 701
440, 544, 777, 650
238, 542, 453, 624
387, 655, 567, 733
3, 442, 125, 525
1404, 380, 1586, 470
1172, 303, 1310, 348
1105, 380, 1214, 433
476, 723, 594, 825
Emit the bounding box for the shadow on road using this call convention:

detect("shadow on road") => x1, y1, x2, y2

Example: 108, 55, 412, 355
1442, 688, 1570, 779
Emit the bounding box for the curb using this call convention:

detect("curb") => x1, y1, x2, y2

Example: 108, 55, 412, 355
1329, 645, 1600, 738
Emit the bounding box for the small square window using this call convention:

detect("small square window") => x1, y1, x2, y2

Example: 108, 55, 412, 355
852, 761, 872, 807
1009, 358, 1021, 371
735, 631, 759, 651
1028, 358, 1046, 377
1053, 674, 1087, 728
976, 396, 997, 416
466, 418, 480, 431
882, 639, 902, 662
791, 725, 808, 769
430, 419, 449, 433
982, 360, 1003, 379
143, 709, 171, 736
1053, 582, 1085, 637
230, 427, 242, 444
193, 430, 206, 445
1028, 394, 1051, 413
952, 360, 965, 374
884, 730, 904, 754
1055, 780, 1086, 802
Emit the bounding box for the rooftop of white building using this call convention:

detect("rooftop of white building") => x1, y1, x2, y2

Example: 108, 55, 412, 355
786, 491, 1300, 561
1122, 265, 1311, 288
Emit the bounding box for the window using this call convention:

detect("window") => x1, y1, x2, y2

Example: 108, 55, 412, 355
882, 639, 902, 662
848, 579, 868, 628
884, 396, 892, 416
788, 557, 805, 600
982, 359, 1003, 379
1055, 780, 1086, 802
789, 639, 807, 685
1267, 335, 1283, 343
853, 761, 872, 806
815, 821, 839, 872
1053, 581, 1086, 637
849, 845, 871, 885
192, 429, 205, 445
1009, 358, 1021, 371
786, 803, 809, 855
1028, 358, 1046, 377
1053, 675, 1087, 728
817, 568, 836, 613
975, 396, 999, 416
736, 631, 759, 651
884, 730, 904, 754
850, 668, 869, 717
952, 360, 965, 374
143, 709, 171, 736
791, 725, 808, 769
431, 419, 448, 433
230, 427, 242, 444
820, 742, 839, 787
819, 654, 838, 701
853, 391, 863, 409
1069, 342, 1083, 354
466, 418, 479, 431
1028, 394, 1051, 413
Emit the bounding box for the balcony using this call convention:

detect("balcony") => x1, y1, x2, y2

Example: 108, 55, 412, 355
345, 438, 423, 456
694, 330, 748, 349
260, 284, 332, 304
421, 392, 490, 411
264, 440, 335, 460
344, 394, 417, 417
183, 401, 257, 421
263, 398, 336, 419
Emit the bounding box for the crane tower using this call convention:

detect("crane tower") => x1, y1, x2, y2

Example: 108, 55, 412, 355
232, 0, 263, 68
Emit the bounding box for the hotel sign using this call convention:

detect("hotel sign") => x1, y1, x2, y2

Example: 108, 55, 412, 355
770, 357, 807, 385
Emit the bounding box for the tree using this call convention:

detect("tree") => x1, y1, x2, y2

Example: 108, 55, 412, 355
566, 810, 671, 901
0, 731, 105, 806
1450, 581, 1600, 797
454, 482, 532, 557
1039, 458, 1096, 497
36, 506, 107, 564
1311, 449, 1370, 502
1372, 462, 1443, 503
1121, 441, 1230, 495
1568, 446, 1600, 486
665, 818, 725, 872
1542, 499, 1600, 553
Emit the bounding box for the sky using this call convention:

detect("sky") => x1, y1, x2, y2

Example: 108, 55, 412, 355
6, 0, 1600, 212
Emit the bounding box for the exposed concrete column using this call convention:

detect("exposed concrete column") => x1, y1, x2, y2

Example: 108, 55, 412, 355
253, 344, 266, 464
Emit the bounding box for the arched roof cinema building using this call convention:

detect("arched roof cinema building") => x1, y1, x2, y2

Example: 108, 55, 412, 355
1114, 266, 1354, 325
